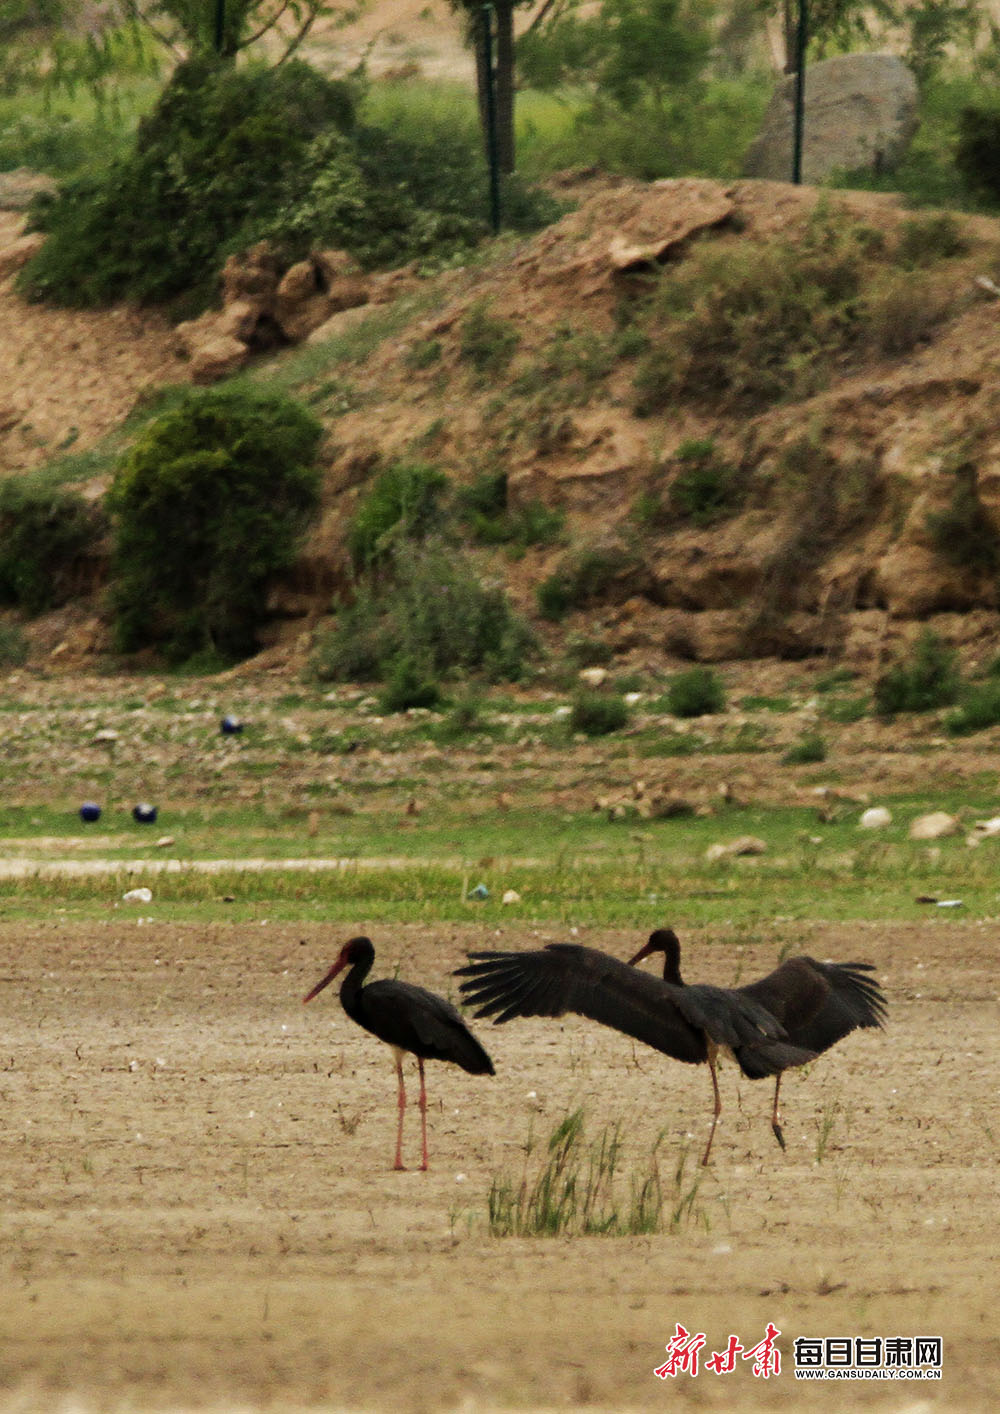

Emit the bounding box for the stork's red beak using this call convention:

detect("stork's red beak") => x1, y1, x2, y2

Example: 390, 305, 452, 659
627, 940, 656, 966
303, 951, 349, 1003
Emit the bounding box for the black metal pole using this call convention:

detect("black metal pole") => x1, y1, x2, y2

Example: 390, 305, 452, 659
481, 4, 502, 234
214, 0, 226, 55
791, 0, 808, 184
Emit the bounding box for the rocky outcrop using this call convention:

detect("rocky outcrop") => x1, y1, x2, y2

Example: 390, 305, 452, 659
175, 244, 371, 384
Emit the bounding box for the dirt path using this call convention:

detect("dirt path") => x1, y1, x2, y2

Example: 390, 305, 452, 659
0, 916, 996, 1410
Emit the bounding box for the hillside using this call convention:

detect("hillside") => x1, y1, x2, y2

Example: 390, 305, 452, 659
4, 174, 1000, 678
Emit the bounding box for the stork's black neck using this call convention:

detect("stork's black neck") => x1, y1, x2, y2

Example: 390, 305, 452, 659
339, 937, 376, 1020
649, 929, 685, 986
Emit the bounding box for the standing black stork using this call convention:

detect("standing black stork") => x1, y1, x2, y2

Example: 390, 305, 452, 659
304, 937, 494, 1172
629, 928, 887, 1154
455, 941, 816, 1165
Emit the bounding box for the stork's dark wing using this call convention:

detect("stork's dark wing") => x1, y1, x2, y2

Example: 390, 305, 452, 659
740, 958, 887, 1054
456, 944, 711, 1064
362, 979, 494, 1074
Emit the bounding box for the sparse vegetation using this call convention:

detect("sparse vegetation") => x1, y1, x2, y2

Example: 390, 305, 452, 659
459, 303, 521, 378
536, 544, 639, 620
486, 1109, 695, 1238
925, 461, 1000, 573
314, 540, 538, 687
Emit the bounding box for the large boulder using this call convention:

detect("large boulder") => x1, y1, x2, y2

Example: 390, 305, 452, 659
743, 53, 918, 185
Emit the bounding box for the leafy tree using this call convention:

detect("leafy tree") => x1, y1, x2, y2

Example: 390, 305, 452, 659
121, 0, 361, 62
518, 0, 712, 109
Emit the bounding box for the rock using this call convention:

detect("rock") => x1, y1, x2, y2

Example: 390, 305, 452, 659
221, 243, 281, 303
909, 811, 960, 840
705, 835, 767, 860
578, 667, 608, 687
860, 806, 892, 829
0, 231, 45, 281
501, 889, 521, 905
307, 303, 375, 344
743, 54, 918, 184
189, 336, 249, 385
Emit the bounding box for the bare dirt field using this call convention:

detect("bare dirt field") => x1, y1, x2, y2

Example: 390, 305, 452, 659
1, 914, 996, 1411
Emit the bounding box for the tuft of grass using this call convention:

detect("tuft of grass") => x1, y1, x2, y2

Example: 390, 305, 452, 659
782, 731, 828, 765
487, 1109, 695, 1237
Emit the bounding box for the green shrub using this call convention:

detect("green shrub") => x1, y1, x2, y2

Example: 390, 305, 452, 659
569, 690, 630, 736
925, 463, 1000, 573
378, 653, 443, 713
945, 679, 1000, 735
667, 666, 726, 717
873, 629, 961, 715
314, 540, 538, 685
347, 462, 449, 571
109, 385, 322, 663
0, 476, 102, 614
20, 57, 357, 310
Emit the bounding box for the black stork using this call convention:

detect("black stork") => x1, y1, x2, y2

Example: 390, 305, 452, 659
304, 936, 495, 1171
629, 928, 887, 1154
455, 941, 816, 1165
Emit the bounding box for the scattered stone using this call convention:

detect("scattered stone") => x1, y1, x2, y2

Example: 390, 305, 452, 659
705, 835, 767, 861
155, 836, 175, 849
908, 811, 959, 841
501, 889, 521, 905
578, 667, 608, 687
860, 806, 892, 830
122, 887, 153, 904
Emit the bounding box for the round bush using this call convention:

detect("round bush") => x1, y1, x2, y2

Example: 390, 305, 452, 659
109, 386, 322, 663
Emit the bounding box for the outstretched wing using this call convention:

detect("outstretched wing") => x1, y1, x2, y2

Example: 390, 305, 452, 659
456, 944, 710, 1064
740, 958, 887, 1054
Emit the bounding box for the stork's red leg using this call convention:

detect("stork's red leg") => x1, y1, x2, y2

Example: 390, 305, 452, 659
418, 1056, 429, 1171
771, 1073, 786, 1151
702, 1042, 722, 1167
393, 1052, 407, 1171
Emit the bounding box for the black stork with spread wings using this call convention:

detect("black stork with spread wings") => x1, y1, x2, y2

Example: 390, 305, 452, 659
629, 928, 887, 1154
455, 940, 817, 1165
305, 936, 494, 1172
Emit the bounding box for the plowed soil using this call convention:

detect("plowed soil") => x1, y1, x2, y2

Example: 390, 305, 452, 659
1, 915, 996, 1411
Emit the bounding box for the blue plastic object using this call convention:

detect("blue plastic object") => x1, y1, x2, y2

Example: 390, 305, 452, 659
79, 801, 101, 823
132, 802, 158, 824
